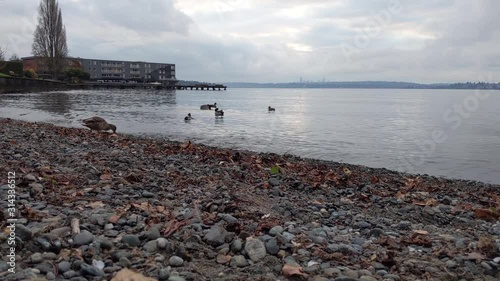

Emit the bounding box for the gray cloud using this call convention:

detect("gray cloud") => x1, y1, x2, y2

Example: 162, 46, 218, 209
1, 0, 499, 83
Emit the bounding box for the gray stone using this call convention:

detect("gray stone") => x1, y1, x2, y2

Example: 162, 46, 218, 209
57, 261, 71, 273
169, 256, 184, 267
323, 267, 342, 277
97, 238, 113, 250
42, 252, 57, 260
122, 234, 141, 247
446, 260, 458, 268
245, 237, 267, 262
269, 225, 284, 236
269, 178, 280, 186
265, 238, 280, 255
46, 272, 56, 280
397, 221, 412, 230
204, 224, 232, 246
231, 255, 249, 267
25, 174, 37, 181
146, 228, 161, 240
142, 191, 155, 198
30, 253, 43, 263
384, 274, 401, 280
80, 263, 105, 276
333, 277, 360, 281
143, 240, 158, 253
63, 270, 78, 279
168, 276, 186, 281
360, 276, 377, 281
35, 262, 54, 274
74, 230, 94, 246
231, 239, 243, 252
157, 238, 168, 249
218, 213, 238, 223
119, 257, 131, 268
16, 224, 33, 241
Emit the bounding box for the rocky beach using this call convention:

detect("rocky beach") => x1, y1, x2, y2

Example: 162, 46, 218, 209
0, 117, 499, 281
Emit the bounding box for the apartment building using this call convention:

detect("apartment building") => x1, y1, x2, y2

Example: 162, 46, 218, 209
79, 58, 177, 84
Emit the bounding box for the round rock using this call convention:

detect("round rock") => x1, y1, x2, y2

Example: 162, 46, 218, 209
245, 237, 267, 262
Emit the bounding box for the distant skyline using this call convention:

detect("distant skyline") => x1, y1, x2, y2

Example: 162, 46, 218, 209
1, 0, 499, 83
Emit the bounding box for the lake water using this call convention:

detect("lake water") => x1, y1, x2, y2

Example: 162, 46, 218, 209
1, 88, 499, 184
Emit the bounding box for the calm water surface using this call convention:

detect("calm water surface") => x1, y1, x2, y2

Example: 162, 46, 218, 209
1, 88, 499, 184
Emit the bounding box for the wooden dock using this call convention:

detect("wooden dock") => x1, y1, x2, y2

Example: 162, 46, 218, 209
70, 83, 227, 91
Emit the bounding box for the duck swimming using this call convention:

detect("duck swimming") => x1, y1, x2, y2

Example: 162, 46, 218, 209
268, 106, 275, 112
82, 117, 116, 133
184, 113, 193, 121
215, 108, 224, 117
200, 103, 217, 110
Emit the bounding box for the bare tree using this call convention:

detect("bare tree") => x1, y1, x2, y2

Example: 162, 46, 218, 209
9, 53, 20, 61
0, 46, 5, 62
32, 0, 68, 79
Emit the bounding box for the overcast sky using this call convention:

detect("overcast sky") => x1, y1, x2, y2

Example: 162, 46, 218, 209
1, 0, 499, 83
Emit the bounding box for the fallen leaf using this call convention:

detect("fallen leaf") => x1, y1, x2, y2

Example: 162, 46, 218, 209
100, 173, 112, 181
343, 167, 352, 176
86, 201, 106, 209
111, 268, 156, 281
282, 264, 307, 278
474, 209, 500, 221
415, 198, 438, 207
467, 252, 486, 261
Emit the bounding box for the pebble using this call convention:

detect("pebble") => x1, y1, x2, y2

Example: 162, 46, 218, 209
16, 224, 33, 241
143, 240, 159, 252
231, 255, 249, 267
269, 225, 284, 236
30, 253, 43, 264
265, 238, 280, 255
58, 261, 71, 273
73, 230, 94, 246
122, 234, 141, 247
169, 256, 184, 267
245, 237, 267, 262
158, 238, 169, 249
80, 263, 105, 276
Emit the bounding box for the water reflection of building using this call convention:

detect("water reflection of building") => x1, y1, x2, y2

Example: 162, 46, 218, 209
34, 92, 72, 115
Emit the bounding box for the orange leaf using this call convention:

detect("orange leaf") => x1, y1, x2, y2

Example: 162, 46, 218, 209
474, 209, 500, 220
111, 269, 156, 281
108, 215, 121, 223
86, 201, 106, 209
282, 264, 306, 278
100, 173, 112, 181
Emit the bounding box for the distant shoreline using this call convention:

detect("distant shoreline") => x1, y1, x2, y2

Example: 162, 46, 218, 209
224, 81, 500, 90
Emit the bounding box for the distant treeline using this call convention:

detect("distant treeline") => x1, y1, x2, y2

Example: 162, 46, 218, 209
223, 81, 500, 90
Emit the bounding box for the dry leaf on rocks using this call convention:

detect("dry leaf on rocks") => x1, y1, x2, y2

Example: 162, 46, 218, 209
415, 198, 438, 207
111, 268, 156, 281
282, 264, 307, 278
86, 201, 106, 209
474, 208, 500, 221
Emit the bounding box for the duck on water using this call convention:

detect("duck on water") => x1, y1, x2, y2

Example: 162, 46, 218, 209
268, 106, 275, 112
215, 108, 224, 117
82, 117, 116, 133
200, 103, 217, 110
184, 113, 193, 121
